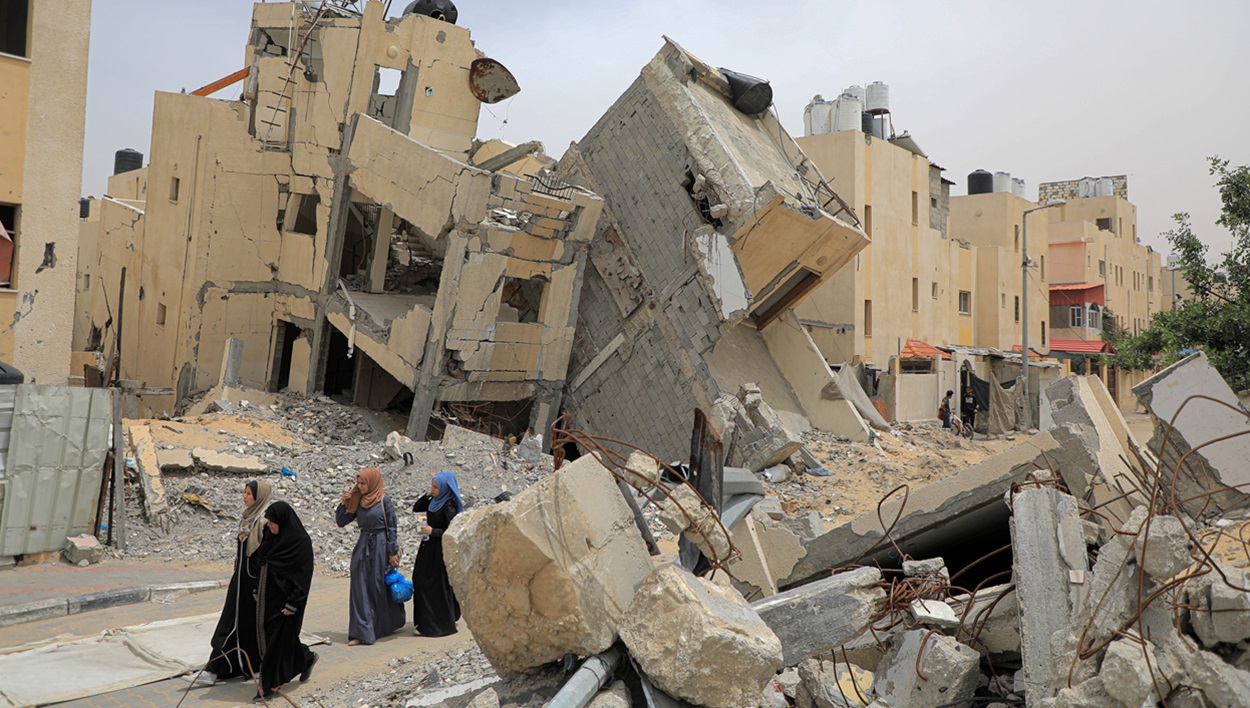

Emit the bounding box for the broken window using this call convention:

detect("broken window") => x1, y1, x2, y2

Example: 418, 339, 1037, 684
271, 320, 300, 392
499, 276, 546, 324
958, 291, 971, 315
0, 203, 17, 287
682, 171, 726, 229
323, 327, 355, 398
1014, 225, 1019, 252
0, 1, 29, 57
338, 202, 377, 283
434, 399, 533, 442
288, 193, 319, 235
368, 66, 404, 126
1041, 321, 1047, 346
378, 218, 444, 295
87, 325, 103, 352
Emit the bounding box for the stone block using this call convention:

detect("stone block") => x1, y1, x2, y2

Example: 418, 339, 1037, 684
908, 599, 959, 629
658, 484, 730, 562
1099, 638, 1182, 708
751, 567, 884, 667
727, 508, 805, 599
443, 454, 653, 677
1049, 676, 1111, 708
796, 658, 874, 708
1139, 514, 1192, 582
464, 688, 500, 708
872, 630, 981, 707
586, 682, 631, 708
63, 534, 104, 566
621, 450, 660, 489
1189, 565, 1250, 647
619, 564, 783, 708
948, 584, 1019, 655
384, 430, 418, 460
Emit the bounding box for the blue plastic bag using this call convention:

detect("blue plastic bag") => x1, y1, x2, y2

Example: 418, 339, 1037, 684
385, 568, 414, 603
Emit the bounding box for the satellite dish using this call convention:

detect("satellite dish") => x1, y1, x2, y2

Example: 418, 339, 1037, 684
469, 58, 520, 104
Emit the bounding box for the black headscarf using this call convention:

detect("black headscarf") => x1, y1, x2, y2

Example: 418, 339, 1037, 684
259, 502, 314, 600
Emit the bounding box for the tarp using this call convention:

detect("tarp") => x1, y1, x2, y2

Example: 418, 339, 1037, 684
986, 373, 1025, 436
828, 363, 890, 431
0, 614, 325, 707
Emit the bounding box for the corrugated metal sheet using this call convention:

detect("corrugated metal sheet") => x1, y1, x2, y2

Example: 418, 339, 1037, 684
0, 385, 17, 478
0, 385, 112, 557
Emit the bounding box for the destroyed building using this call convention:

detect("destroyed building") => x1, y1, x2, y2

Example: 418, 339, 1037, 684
74, 2, 602, 441
554, 39, 872, 459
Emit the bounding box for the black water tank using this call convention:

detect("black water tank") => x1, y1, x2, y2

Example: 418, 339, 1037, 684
403, 0, 457, 23
79, 198, 90, 218
0, 362, 25, 384
861, 112, 874, 134
968, 169, 994, 195
720, 68, 772, 115
114, 148, 143, 175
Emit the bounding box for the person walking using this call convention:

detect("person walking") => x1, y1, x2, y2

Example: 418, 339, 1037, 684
188, 480, 272, 686
410, 471, 463, 637
939, 390, 955, 429
962, 386, 979, 435
336, 467, 406, 646
254, 501, 318, 702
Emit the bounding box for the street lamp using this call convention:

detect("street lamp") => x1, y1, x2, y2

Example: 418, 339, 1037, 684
1021, 200, 1064, 429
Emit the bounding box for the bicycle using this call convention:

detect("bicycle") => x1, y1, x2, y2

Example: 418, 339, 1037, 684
949, 416, 974, 440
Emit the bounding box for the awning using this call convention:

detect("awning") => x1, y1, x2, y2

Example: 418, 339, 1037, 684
1049, 339, 1114, 354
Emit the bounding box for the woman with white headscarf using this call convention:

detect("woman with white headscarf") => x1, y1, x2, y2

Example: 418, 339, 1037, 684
186, 479, 272, 686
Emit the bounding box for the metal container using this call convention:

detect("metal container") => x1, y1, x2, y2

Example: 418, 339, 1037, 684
113, 148, 143, 175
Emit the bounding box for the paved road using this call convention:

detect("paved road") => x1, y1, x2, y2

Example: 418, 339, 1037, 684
0, 564, 474, 707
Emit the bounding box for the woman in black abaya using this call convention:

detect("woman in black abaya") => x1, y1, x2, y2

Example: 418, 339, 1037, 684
254, 501, 318, 702
411, 471, 463, 637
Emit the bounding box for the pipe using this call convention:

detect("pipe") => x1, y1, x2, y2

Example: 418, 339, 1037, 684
546, 647, 623, 708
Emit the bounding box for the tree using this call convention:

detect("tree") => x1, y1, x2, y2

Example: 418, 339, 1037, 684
1110, 158, 1250, 391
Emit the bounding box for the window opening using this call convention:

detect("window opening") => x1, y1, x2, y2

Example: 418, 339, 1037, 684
958, 291, 971, 315
289, 193, 319, 234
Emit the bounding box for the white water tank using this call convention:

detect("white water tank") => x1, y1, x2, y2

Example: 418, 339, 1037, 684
1011, 177, 1026, 197
804, 95, 832, 136
833, 94, 862, 132
1078, 177, 1096, 198
993, 171, 1012, 193
842, 84, 865, 106
865, 81, 890, 114
1096, 177, 1114, 197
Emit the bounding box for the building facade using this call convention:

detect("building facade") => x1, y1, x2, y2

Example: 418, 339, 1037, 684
0, 0, 91, 383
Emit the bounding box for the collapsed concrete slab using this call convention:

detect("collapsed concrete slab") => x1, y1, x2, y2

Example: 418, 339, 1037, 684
750, 567, 884, 667
783, 428, 1092, 587
1132, 351, 1250, 517
191, 448, 268, 474
619, 564, 783, 708
443, 454, 653, 677
727, 508, 806, 599
872, 630, 981, 707
1010, 487, 1089, 703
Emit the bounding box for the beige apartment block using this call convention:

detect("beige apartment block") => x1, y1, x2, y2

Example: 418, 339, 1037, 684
0, 0, 91, 383
75, 3, 602, 440
796, 129, 966, 366
948, 191, 1054, 353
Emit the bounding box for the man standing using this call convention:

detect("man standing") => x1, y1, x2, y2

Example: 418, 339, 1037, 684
940, 390, 954, 429
961, 386, 979, 434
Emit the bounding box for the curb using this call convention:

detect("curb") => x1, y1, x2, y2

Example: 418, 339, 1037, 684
0, 579, 227, 629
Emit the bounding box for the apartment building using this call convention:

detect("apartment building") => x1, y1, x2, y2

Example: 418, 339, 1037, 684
0, 0, 91, 383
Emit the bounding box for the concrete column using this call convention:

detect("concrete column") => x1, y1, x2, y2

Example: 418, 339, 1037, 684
367, 207, 393, 293
406, 234, 470, 439
219, 338, 244, 388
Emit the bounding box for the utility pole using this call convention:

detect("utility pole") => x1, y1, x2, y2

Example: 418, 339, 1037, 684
1021, 201, 1063, 429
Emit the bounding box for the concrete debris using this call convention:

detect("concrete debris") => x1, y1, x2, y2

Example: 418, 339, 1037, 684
872, 630, 981, 707
127, 424, 168, 523
384, 430, 418, 460
1098, 638, 1180, 708
1139, 513, 1192, 582
463, 687, 501, 708
658, 483, 731, 561
1133, 351, 1250, 517
948, 584, 1020, 655
443, 453, 652, 677
734, 384, 807, 473
621, 450, 661, 489
726, 507, 805, 599
907, 599, 960, 629
190, 447, 267, 474
63, 534, 104, 566
618, 564, 783, 708
796, 658, 873, 707
1187, 563, 1250, 648
751, 567, 884, 668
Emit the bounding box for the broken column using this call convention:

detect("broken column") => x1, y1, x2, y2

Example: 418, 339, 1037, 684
618, 564, 783, 708
1010, 486, 1089, 703
442, 454, 653, 677
1132, 351, 1250, 517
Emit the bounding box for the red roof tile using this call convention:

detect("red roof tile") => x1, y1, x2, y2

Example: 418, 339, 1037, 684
1049, 339, 1114, 354
901, 339, 951, 360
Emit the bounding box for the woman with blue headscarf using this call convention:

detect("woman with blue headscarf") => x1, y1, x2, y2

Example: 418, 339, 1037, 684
410, 471, 463, 636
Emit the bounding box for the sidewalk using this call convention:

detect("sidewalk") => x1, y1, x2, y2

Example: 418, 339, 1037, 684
0, 568, 474, 707
0, 557, 231, 628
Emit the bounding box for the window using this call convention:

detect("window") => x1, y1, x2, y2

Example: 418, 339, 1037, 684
864, 300, 873, 336
1014, 225, 1020, 252
1070, 306, 1084, 328
1040, 255, 1046, 280
1096, 217, 1112, 232
1149, 275, 1154, 292
931, 282, 938, 299
864, 204, 873, 236
288, 193, 320, 234
911, 191, 919, 226
156, 303, 167, 327
81, 274, 90, 291
1014, 296, 1020, 323
1088, 304, 1101, 330
0, 2, 29, 57
930, 197, 937, 209
912, 278, 919, 311
1041, 321, 1047, 345
1099, 260, 1105, 276
169, 176, 180, 202
1001, 293, 1006, 309
958, 291, 971, 315
0, 203, 17, 287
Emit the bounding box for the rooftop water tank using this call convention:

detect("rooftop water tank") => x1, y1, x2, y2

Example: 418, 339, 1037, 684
1096, 177, 1114, 197
968, 169, 994, 195
842, 84, 865, 106
1078, 177, 1095, 198
403, 0, 457, 23
804, 96, 832, 136
861, 111, 874, 134
79, 198, 90, 219
113, 148, 143, 175
993, 171, 1012, 193
865, 81, 890, 114
1011, 177, 1026, 198
833, 94, 862, 132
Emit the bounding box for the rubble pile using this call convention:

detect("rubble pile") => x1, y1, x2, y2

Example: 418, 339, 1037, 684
118, 391, 555, 574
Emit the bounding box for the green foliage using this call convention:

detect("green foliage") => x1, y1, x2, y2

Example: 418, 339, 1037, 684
1109, 158, 1250, 391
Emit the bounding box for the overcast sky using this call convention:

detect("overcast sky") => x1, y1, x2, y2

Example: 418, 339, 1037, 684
84, 0, 1250, 259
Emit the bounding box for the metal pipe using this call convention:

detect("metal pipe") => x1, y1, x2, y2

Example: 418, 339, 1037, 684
547, 647, 623, 708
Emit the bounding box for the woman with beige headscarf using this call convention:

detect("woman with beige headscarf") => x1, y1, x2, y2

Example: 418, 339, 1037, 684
185, 480, 272, 686
336, 467, 405, 645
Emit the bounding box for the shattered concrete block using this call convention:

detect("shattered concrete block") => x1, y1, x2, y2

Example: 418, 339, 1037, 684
658, 484, 731, 561
751, 567, 884, 667
204, 400, 237, 415
63, 534, 103, 566
1099, 639, 1169, 707
776, 667, 801, 700
383, 430, 417, 461
1133, 351, 1250, 517
780, 510, 826, 542
872, 630, 981, 707
902, 558, 950, 595
619, 564, 783, 708
1188, 564, 1250, 647
1048, 676, 1111, 708
948, 584, 1019, 655
463, 688, 500, 708
796, 658, 873, 708
727, 508, 806, 599
128, 424, 168, 522
1170, 638, 1250, 707
191, 448, 267, 474
156, 447, 194, 470
442, 454, 652, 677
620, 450, 660, 490
1010, 487, 1089, 703
586, 682, 631, 708
908, 599, 960, 629
754, 496, 785, 520
442, 425, 505, 451
1139, 513, 1192, 582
